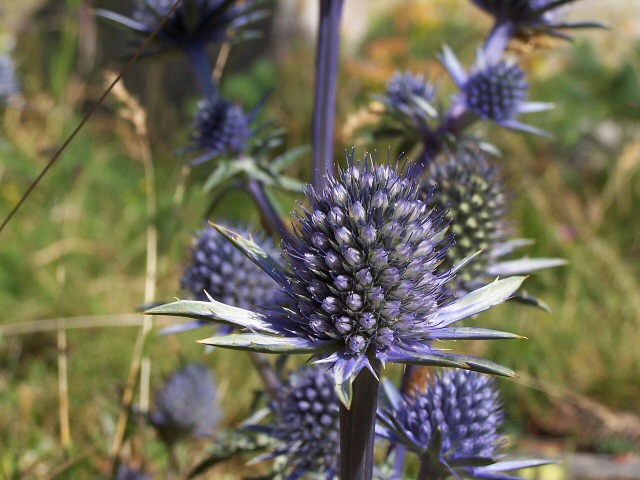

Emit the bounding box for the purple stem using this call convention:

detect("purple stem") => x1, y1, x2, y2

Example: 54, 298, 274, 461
246, 178, 291, 243
339, 360, 381, 480
185, 43, 217, 99
312, 0, 344, 189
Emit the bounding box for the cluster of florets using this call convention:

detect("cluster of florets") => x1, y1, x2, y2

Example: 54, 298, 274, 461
283, 157, 451, 356
462, 61, 527, 123
181, 223, 278, 308
191, 96, 252, 160
378, 370, 505, 479
149, 363, 220, 445
263, 365, 340, 479
0, 54, 19, 100
383, 70, 437, 123
423, 148, 511, 290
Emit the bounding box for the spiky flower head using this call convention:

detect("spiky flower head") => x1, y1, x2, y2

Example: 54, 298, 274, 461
97, 0, 263, 56
424, 148, 511, 290
383, 71, 437, 123
148, 154, 526, 406
471, 0, 604, 41
189, 96, 253, 163
149, 363, 220, 445
0, 54, 19, 100
378, 371, 550, 479
423, 147, 566, 300
441, 47, 552, 137
260, 365, 340, 479
116, 464, 152, 480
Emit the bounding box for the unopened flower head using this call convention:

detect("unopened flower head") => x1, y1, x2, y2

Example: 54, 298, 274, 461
0, 54, 19, 100
424, 148, 511, 290
441, 46, 552, 137
150, 363, 220, 444
191, 96, 252, 161
385, 71, 436, 117
263, 365, 339, 479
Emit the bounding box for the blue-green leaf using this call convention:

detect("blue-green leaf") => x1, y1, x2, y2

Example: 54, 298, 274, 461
198, 332, 335, 354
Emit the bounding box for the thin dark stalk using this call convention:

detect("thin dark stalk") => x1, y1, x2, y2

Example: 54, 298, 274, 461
246, 178, 291, 242
185, 43, 217, 99
312, 0, 344, 189
249, 352, 281, 398
339, 360, 381, 480
0, 0, 184, 238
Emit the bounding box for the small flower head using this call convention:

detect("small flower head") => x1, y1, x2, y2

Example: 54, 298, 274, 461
423, 148, 512, 290
98, 0, 263, 55
149, 363, 220, 445
441, 47, 552, 136
181, 223, 278, 308
190, 96, 252, 162
378, 370, 504, 478
0, 54, 19, 100
262, 365, 340, 479
471, 0, 603, 40
383, 70, 437, 123
116, 464, 152, 480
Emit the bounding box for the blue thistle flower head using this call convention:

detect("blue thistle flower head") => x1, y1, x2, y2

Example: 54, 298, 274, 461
0, 54, 19, 100
471, 0, 604, 41
149, 363, 220, 445
441, 47, 553, 137
260, 365, 340, 479
423, 147, 566, 300
189, 96, 254, 164
116, 464, 152, 480
148, 153, 528, 407
97, 0, 264, 56
164, 223, 280, 336
378, 371, 552, 479
376, 70, 439, 143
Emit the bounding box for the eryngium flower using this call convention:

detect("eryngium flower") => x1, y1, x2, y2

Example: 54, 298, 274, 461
0, 54, 19, 99
423, 147, 566, 296
189, 96, 253, 164
441, 47, 552, 136
377, 371, 550, 479
259, 365, 339, 479
149, 363, 220, 445
116, 464, 152, 480
381, 71, 437, 127
181, 223, 278, 306
471, 0, 604, 41
97, 0, 263, 56
148, 154, 527, 406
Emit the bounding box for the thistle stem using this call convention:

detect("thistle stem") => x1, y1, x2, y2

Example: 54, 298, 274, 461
246, 178, 291, 242
312, 0, 344, 189
339, 360, 381, 480
418, 458, 445, 480
185, 43, 217, 99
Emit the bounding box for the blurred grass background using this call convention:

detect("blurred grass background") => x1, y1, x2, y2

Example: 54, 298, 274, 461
1, 0, 639, 477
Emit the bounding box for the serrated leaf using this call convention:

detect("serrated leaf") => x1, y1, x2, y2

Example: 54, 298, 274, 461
271, 145, 311, 172
95, 9, 150, 34
146, 299, 282, 335
199, 332, 335, 354
211, 223, 289, 286
392, 351, 516, 377
431, 276, 526, 327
